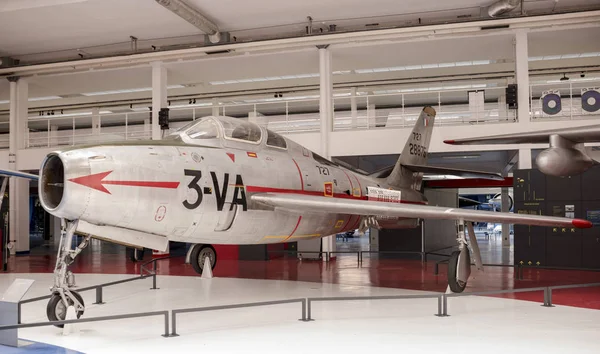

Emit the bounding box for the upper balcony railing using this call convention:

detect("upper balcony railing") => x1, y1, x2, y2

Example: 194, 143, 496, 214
15, 85, 517, 149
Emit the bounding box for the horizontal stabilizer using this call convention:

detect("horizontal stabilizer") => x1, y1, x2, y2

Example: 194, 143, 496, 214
403, 163, 504, 181
444, 125, 600, 145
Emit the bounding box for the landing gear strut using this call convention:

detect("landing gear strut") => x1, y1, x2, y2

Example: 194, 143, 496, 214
447, 220, 483, 293
47, 219, 89, 326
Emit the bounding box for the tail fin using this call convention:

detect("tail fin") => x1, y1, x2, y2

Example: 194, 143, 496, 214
386, 106, 436, 189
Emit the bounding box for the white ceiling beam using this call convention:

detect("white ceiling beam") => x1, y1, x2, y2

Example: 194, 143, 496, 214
1, 10, 599, 78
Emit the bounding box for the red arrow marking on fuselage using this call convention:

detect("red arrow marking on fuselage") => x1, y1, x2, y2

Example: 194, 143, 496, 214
68, 171, 180, 195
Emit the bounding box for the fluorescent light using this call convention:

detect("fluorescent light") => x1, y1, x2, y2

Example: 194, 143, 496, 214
81, 85, 184, 96
29, 96, 62, 101
0, 100, 8, 104
210, 73, 319, 85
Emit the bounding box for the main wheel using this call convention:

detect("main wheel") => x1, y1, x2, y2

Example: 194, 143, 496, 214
190, 245, 217, 275
447, 249, 469, 293
46, 291, 85, 328
129, 247, 145, 262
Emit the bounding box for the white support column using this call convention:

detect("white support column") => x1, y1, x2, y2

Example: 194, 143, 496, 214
515, 29, 530, 126
8, 77, 30, 254
49, 125, 58, 147
91, 107, 101, 136
350, 87, 358, 128
518, 148, 532, 169
151, 61, 167, 140
319, 46, 333, 159
211, 98, 219, 116
318, 46, 335, 257
367, 103, 376, 128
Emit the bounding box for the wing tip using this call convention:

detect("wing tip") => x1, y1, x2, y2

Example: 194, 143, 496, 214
443, 139, 456, 145
572, 219, 593, 229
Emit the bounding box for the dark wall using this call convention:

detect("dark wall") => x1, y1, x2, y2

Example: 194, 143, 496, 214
378, 226, 422, 259
514, 167, 600, 268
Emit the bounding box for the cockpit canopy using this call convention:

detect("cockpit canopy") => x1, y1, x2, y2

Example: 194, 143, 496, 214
168, 116, 287, 149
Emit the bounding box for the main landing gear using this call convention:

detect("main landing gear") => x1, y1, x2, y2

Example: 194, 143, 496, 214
47, 219, 89, 326
188, 244, 217, 275
447, 220, 483, 293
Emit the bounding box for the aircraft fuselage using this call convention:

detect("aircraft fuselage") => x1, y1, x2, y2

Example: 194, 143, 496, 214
40, 140, 426, 245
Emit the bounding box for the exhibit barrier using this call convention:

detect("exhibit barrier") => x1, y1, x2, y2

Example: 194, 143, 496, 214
305, 294, 445, 320
170, 298, 308, 336
17, 255, 165, 323
0, 310, 170, 338
2, 279, 600, 345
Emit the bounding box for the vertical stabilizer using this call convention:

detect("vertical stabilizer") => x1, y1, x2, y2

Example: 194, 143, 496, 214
386, 106, 436, 189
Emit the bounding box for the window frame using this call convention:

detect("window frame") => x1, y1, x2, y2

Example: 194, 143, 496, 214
265, 129, 288, 150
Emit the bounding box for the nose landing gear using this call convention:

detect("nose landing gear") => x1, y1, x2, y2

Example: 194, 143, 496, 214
47, 219, 89, 326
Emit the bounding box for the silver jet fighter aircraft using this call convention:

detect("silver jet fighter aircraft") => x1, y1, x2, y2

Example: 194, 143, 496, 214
444, 125, 600, 176
1, 106, 592, 323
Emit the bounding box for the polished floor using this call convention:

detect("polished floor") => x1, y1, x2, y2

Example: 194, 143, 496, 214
1, 273, 600, 354
4, 234, 600, 311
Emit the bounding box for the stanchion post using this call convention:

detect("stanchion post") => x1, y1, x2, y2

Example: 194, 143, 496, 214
162, 312, 170, 337
434, 262, 439, 276
170, 312, 179, 337
443, 295, 449, 316
542, 288, 554, 307
94, 287, 105, 305
151, 261, 159, 290
299, 299, 307, 321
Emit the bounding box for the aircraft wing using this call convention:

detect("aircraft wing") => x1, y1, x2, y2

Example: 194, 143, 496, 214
444, 125, 600, 145
252, 193, 591, 228
403, 163, 503, 180
0, 168, 39, 180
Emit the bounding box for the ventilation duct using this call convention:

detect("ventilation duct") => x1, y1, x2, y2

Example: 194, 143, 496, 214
155, 0, 221, 43
487, 0, 521, 17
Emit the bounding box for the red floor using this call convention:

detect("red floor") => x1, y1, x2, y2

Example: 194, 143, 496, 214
5, 251, 600, 310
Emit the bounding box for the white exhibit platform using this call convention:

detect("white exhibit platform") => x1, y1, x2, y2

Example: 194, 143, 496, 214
0, 273, 599, 354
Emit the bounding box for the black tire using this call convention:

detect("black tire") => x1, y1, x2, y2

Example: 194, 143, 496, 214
190, 245, 217, 275
129, 247, 145, 262
46, 291, 85, 328
447, 249, 469, 293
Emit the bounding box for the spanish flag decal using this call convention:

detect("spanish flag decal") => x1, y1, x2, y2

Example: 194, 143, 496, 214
247, 152, 258, 158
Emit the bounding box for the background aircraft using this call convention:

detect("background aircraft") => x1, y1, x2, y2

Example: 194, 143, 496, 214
1, 107, 591, 324
444, 126, 600, 176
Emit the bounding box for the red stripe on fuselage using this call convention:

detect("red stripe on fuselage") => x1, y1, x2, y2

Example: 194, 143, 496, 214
291, 158, 304, 191
341, 170, 354, 194
103, 180, 180, 189
283, 216, 303, 242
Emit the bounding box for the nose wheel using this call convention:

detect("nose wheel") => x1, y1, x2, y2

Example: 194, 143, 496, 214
190, 244, 217, 275
47, 291, 85, 327
47, 219, 89, 326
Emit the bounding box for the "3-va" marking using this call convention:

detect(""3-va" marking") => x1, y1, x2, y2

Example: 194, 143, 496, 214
182, 169, 247, 211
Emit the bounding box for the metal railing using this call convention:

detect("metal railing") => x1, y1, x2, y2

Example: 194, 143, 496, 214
2, 276, 600, 343
0, 311, 170, 337
14, 86, 519, 149
17, 255, 165, 323
171, 298, 308, 336
305, 293, 445, 320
